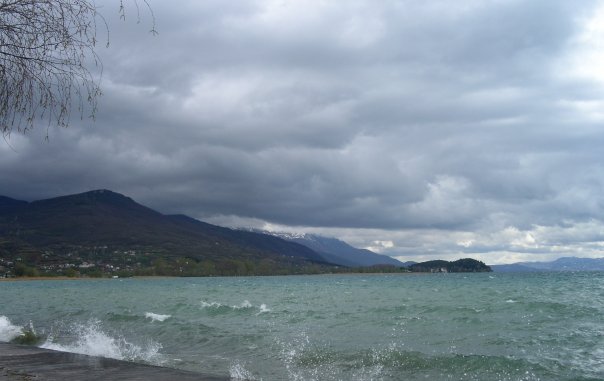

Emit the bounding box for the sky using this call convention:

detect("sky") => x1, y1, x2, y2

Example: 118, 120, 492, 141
2, 0, 604, 264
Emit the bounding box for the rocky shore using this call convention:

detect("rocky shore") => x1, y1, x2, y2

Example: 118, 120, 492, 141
0, 343, 228, 380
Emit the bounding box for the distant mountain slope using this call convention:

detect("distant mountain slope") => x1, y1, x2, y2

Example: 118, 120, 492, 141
167, 215, 326, 263
528, 257, 604, 271
400, 261, 418, 267
0, 196, 27, 212
489, 264, 542, 273
0, 190, 333, 276
491, 257, 604, 272
262, 232, 404, 267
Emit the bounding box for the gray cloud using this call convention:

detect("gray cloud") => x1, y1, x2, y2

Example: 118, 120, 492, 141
2, 0, 604, 263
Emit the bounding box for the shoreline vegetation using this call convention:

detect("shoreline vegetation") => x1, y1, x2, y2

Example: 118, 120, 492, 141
0, 258, 491, 280
0, 273, 416, 281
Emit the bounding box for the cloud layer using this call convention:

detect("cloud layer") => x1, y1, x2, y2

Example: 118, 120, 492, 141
2, 0, 604, 263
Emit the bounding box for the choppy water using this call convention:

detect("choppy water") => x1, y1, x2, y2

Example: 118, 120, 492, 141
1, 272, 603, 380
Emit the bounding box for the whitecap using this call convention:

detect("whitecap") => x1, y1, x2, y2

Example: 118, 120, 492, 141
258, 304, 271, 314
233, 300, 253, 309
40, 319, 162, 364
505, 299, 516, 303
230, 362, 257, 380
201, 300, 268, 314
144, 312, 171, 322
0, 315, 23, 342
200, 300, 223, 308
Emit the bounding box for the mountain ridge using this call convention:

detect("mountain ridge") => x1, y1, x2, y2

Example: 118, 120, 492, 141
491, 256, 604, 272
0, 189, 335, 276
259, 231, 404, 267
0, 189, 495, 277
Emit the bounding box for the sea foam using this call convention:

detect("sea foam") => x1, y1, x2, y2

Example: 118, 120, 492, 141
200, 300, 224, 308
0, 315, 23, 342
200, 300, 270, 315
229, 362, 257, 380
233, 300, 253, 309
257, 304, 271, 315
144, 312, 171, 322
40, 319, 162, 364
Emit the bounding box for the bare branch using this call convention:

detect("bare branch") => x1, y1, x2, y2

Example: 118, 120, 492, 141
0, 0, 154, 137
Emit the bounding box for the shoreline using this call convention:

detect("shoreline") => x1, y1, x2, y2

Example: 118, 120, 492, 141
0, 343, 227, 380
0, 272, 435, 282
0, 271, 485, 282
0, 276, 105, 282
0, 276, 179, 282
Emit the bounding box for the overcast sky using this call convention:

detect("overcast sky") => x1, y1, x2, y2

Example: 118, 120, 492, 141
2, 0, 604, 264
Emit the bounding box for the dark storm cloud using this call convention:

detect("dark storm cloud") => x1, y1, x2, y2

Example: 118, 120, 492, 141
2, 0, 604, 262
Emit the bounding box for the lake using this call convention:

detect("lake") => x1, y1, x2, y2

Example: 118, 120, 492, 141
1, 272, 603, 380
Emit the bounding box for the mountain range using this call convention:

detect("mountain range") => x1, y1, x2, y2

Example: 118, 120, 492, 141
257, 231, 406, 267
0, 190, 404, 276
9, 189, 598, 276
490, 257, 604, 272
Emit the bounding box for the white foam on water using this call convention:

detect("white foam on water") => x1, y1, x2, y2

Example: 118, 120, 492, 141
229, 362, 259, 380
277, 331, 316, 380
257, 304, 271, 315
200, 300, 224, 308
233, 300, 253, 309
0, 315, 23, 342
505, 299, 517, 303
144, 312, 171, 322
40, 319, 162, 364
276, 331, 363, 381
201, 300, 270, 316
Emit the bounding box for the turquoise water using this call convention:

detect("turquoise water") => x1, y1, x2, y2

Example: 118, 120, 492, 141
1, 272, 603, 380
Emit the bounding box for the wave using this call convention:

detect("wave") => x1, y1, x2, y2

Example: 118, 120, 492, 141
272, 331, 562, 381
200, 300, 270, 316
40, 319, 162, 364
284, 344, 551, 380
0, 315, 23, 342
258, 304, 271, 314
229, 362, 258, 380
144, 312, 171, 322
233, 300, 253, 310
200, 300, 224, 308
105, 312, 141, 322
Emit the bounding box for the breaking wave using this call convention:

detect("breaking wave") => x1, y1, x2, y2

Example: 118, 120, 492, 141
258, 304, 271, 314
200, 300, 270, 315
0, 315, 23, 342
40, 319, 162, 364
144, 312, 171, 322
233, 300, 253, 309
200, 300, 222, 308
276, 333, 550, 381
229, 362, 258, 380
